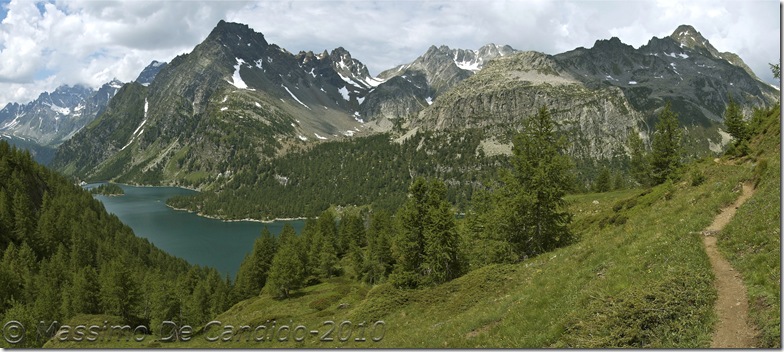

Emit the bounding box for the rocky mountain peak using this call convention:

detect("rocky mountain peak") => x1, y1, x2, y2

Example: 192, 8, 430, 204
670, 24, 718, 55
329, 47, 374, 86
477, 43, 516, 58
329, 47, 353, 63
668, 24, 757, 78
592, 37, 633, 52
135, 60, 167, 86
206, 20, 269, 51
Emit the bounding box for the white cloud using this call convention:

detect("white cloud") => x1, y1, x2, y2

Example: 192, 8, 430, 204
0, 0, 778, 108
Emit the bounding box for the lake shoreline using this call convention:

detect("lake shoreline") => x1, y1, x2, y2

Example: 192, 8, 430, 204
88, 183, 307, 277
88, 181, 308, 223
164, 203, 308, 223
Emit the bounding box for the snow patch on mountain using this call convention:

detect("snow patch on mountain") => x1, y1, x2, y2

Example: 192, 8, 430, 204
282, 85, 310, 109
3, 112, 24, 129
337, 71, 364, 89
120, 98, 149, 151
338, 86, 350, 101
454, 58, 482, 71
228, 58, 249, 89
364, 76, 385, 87
49, 103, 70, 115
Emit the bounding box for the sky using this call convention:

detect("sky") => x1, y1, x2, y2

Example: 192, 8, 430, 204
0, 0, 779, 107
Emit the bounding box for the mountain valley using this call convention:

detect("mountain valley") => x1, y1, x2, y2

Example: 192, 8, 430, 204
0, 14, 779, 349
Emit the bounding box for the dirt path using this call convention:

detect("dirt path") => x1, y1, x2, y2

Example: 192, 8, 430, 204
702, 182, 757, 348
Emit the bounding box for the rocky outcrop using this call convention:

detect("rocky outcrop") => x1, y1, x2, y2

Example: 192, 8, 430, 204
413, 52, 643, 161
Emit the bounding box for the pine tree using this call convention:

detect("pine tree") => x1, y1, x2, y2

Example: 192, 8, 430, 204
99, 258, 140, 322
649, 102, 683, 185
465, 188, 514, 267
149, 278, 181, 331
264, 231, 305, 299
68, 267, 100, 314
234, 226, 277, 300
503, 106, 574, 257
391, 178, 464, 288
594, 167, 612, 193
390, 178, 429, 288
723, 95, 749, 157
724, 95, 747, 142
11, 189, 34, 243
612, 171, 625, 190
340, 212, 366, 279
363, 210, 395, 284
301, 218, 319, 277
627, 131, 649, 187
315, 210, 339, 278
0, 189, 12, 245
421, 186, 463, 285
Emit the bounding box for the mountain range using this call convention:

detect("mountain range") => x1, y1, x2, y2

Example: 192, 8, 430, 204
43, 21, 778, 207
0, 60, 169, 164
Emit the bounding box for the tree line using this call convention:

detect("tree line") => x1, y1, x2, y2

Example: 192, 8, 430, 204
234, 105, 576, 298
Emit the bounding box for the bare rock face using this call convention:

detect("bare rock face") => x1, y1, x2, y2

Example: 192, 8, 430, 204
409, 25, 777, 162
412, 51, 644, 161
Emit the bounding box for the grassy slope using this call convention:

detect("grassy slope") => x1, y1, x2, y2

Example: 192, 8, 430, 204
47, 108, 779, 349
716, 105, 781, 348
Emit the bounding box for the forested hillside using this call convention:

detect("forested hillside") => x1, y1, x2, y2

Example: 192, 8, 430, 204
0, 140, 234, 348
167, 130, 510, 219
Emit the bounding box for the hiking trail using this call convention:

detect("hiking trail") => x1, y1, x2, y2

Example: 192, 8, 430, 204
702, 182, 756, 348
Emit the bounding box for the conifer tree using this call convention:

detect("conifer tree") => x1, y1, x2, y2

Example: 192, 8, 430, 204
421, 188, 463, 285
340, 212, 366, 279
301, 218, 319, 277
363, 210, 395, 284
612, 171, 625, 190
99, 258, 140, 322
391, 178, 463, 287
627, 131, 649, 187
315, 210, 339, 277
264, 230, 305, 299
503, 106, 574, 257
234, 226, 277, 300
723, 95, 749, 157
11, 190, 34, 243
594, 167, 612, 193
391, 178, 429, 288
724, 95, 747, 143
68, 267, 100, 315
0, 189, 12, 245
649, 102, 683, 185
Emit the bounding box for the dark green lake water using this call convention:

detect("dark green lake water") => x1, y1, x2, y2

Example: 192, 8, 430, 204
87, 183, 304, 278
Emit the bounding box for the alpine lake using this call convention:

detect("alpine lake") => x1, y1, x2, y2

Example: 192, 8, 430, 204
85, 183, 304, 277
